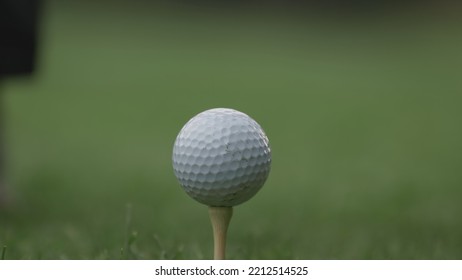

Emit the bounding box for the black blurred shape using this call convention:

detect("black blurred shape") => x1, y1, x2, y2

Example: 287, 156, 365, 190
0, 0, 40, 207
0, 0, 40, 77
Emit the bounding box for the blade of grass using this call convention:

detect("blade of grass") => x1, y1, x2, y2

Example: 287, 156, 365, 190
1, 246, 6, 260
123, 203, 132, 259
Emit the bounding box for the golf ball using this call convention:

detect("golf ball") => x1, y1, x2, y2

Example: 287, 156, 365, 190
172, 108, 271, 207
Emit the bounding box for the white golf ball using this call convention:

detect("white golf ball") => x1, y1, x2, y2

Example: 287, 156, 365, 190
172, 108, 271, 207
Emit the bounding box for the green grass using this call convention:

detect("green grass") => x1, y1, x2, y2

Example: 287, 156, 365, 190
1, 1, 462, 259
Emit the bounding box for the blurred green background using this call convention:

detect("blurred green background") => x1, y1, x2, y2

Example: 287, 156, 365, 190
1, 0, 462, 259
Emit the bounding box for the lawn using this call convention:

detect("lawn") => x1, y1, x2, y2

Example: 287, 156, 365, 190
1, 0, 462, 259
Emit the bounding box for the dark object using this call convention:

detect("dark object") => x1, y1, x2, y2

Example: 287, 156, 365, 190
0, 0, 40, 77
0, 0, 40, 206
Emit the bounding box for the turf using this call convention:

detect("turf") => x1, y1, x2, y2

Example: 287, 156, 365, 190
1, 1, 462, 259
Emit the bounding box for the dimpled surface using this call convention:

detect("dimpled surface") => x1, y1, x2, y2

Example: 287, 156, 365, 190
172, 108, 271, 207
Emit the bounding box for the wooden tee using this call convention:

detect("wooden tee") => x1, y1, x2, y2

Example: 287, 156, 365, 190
208, 206, 233, 260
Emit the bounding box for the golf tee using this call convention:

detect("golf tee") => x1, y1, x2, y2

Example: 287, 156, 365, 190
208, 206, 233, 260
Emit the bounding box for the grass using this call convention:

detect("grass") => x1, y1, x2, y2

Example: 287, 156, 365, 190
1, 1, 462, 259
